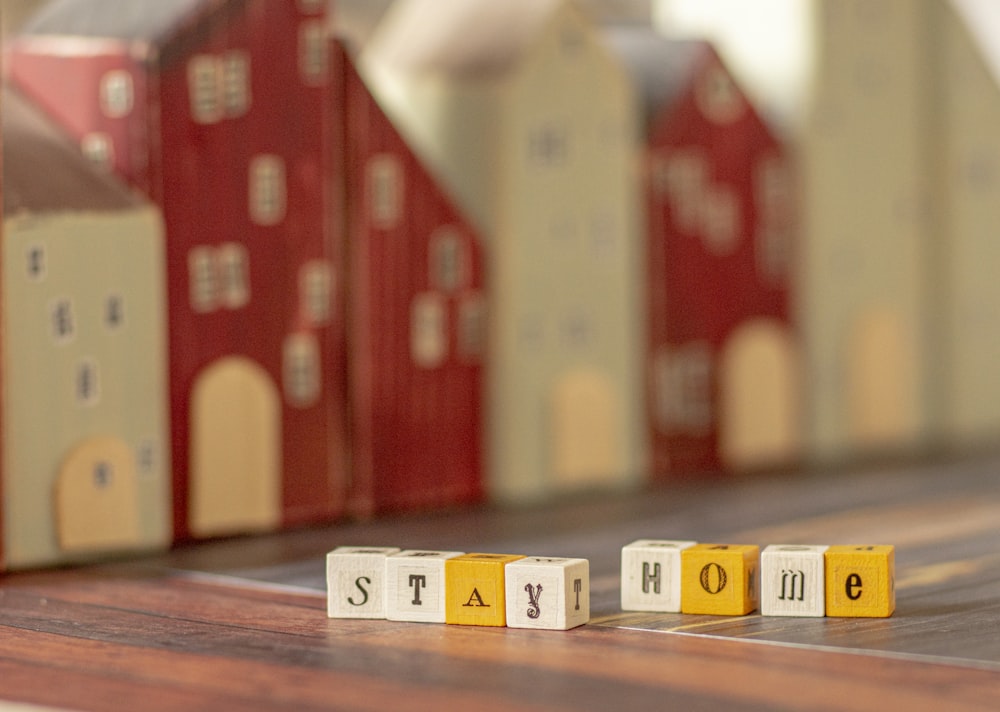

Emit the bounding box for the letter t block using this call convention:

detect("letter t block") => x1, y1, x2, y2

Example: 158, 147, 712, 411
326, 546, 400, 618
385, 550, 464, 623
445, 553, 525, 626
825, 545, 895, 618
620, 539, 697, 612
760, 545, 828, 617
681, 544, 760, 615
505, 557, 590, 630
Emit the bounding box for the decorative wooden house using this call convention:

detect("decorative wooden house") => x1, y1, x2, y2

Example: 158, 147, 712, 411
8, 0, 349, 539
1, 87, 171, 569
605, 28, 800, 476
363, 0, 647, 502
330, 41, 486, 514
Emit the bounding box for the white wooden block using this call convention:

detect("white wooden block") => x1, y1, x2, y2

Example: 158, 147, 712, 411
760, 544, 829, 617
385, 549, 464, 623
504, 557, 590, 630
326, 546, 400, 618
620, 539, 697, 612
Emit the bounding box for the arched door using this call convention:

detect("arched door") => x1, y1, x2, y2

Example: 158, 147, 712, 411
549, 368, 623, 488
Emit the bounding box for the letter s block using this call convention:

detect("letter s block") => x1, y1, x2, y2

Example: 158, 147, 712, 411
620, 539, 697, 612
445, 553, 525, 626
385, 550, 464, 623
326, 546, 400, 618
760, 545, 828, 617
681, 544, 760, 615
824, 545, 895, 618
505, 557, 590, 630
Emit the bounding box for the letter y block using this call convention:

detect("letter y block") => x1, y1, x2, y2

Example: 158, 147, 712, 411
326, 546, 400, 618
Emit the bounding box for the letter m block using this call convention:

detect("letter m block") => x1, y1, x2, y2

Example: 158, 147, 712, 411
445, 553, 525, 626
620, 540, 697, 612
326, 546, 400, 619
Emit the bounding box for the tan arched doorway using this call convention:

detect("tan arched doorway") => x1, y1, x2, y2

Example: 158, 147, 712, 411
549, 368, 623, 488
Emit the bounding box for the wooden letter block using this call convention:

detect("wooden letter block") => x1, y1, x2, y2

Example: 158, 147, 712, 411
760, 545, 828, 617
824, 545, 895, 618
385, 550, 464, 623
681, 544, 759, 616
445, 553, 524, 626
620, 539, 697, 612
505, 557, 590, 630
326, 546, 400, 618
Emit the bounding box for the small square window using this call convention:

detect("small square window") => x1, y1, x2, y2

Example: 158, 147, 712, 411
188, 54, 222, 124
527, 125, 568, 167
696, 66, 745, 125
283, 332, 321, 407
458, 293, 486, 361
652, 343, 713, 434
367, 154, 403, 229
299, 20, 328, 85
81, 133, 115, 170
76, 357, 101, 407
430, 226, 468, 292
249, 154, 287, 226
50, 297, 76, 344
188, 246, 218, 313
105, 294, 126, 330
25, 244, 46, 281
100, 70, 134, 118
217, 242, 251, 309
300, 260, 333, 325
411, 292, 447, 368
136, 438, 157, 477
700, 186, 741, 255
222, 50, 251, 117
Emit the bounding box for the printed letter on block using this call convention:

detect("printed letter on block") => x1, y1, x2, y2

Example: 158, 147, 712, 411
326, 546, 400, 618
760, 545, 828, 617
681, 544, 759, 616
445, 553, 524, 626
505, 557, 590, 630
385, 550, 464, 623
824, 545, 895, 618
620, 539, 697, 612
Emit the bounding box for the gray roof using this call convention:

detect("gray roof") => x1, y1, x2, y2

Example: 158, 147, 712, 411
21, 0, 208, 42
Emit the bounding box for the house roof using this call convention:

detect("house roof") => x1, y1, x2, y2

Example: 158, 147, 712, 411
366, 0, 566, 79
603, 27, 707, 137
3, 86, 141, 215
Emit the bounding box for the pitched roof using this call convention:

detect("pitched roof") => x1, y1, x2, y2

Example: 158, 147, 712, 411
3, 86, 141, 215
366, 0, 565, 79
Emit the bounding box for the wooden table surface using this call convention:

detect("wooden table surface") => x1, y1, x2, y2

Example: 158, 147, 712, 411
4, 454, 1000, 710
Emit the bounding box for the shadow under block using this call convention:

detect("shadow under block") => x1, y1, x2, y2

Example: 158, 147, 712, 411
824, 545, 896, 618
326, 546, 400, 618
504, 557, 590, 630
681, 544, 760, 616
385, 550, 464, 623
620, 539, 697, 612
760, 545, 829, 617
445, 554, 525, 626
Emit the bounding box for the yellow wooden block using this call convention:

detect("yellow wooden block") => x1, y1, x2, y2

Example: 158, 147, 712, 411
681, 544, 759, 615
445, 553, 525, 626
824, 545, 895, 618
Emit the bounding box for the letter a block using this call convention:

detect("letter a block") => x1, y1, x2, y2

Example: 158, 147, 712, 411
681, 544, 759, 616
824, 545, 895, 618
326, 546, 400, 618
445, 553, 524, 626
385, 550, 464, 623
505, 557, 590, 630
760, 545, 828, 617
620, 539, 697, 612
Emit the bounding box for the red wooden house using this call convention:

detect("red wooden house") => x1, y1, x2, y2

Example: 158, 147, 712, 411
606, 29, 801, 477
9, 0, 349, 538
330, 41, 486, 514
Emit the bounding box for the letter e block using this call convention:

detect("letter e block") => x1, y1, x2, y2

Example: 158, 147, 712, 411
445, 553, 524, 626
620, 539, 697, 612
760, 545, 828, 617
505, 557, 590, 630
681, 544, 759, 615
326, 546, 400, 618
825, 545, 895, 618
385, 550, 464, 623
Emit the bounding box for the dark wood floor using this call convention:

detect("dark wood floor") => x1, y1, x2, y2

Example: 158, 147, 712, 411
4, 454, 1000, 710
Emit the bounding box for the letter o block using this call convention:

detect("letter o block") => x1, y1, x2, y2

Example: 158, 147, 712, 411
760, 545, 828, 617
620, 539, 697, 612
505, 557, 590, 630
445, 553, 525, 626
326, 546, 400, 618
824, 545, 895, 618
681, 544, 759, 615
385, 550, 464, 623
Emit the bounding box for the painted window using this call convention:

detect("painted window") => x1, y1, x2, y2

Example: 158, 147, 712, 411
188, 54, 222, 124
367, 154, 403, 229
50, 297, 76, 344
283, 332, 321, 407
25, 244, 46, 281
105, 294, 125, 330
561, 309, 593, 350
300, 260, 333, 326
653, 342, 713, 434
701, 186, 740, 255
249, 155, 287, 226
754, 156, 792, 281
188, 246, 218, 313
299, 20, 328, 85
217, 243, 251, 309
136, 438, 157, 477
76, 357, 101, 407
661, 149, 709, 233
458, 293, 486, 360
222, 51, 251, 118
695, 66, 745, 125
411, 293, 447, 368
100, 70, 134, 118
430, 227, 468, 292
528, 124, 569, 166
81, 132, 114, 170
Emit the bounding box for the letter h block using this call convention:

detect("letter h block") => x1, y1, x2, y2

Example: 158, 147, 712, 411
681, 544, 759, 615
385, 550, 464, 623
445, 554, 525, 626
825, 545, 895, 618
505, 557, 590, 630
760, 545, 828, 617
326, 546, 400, 618
620, 539, 697, 612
